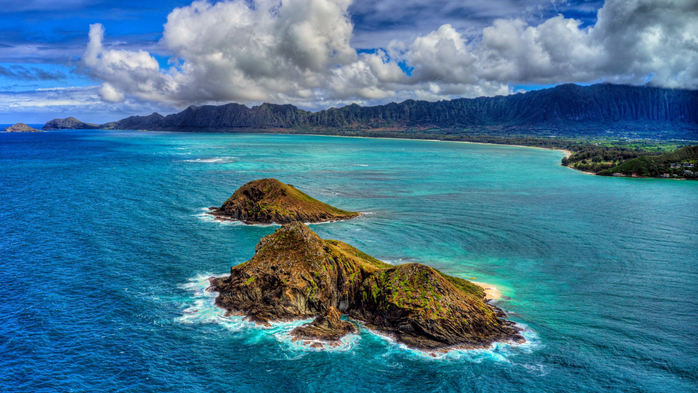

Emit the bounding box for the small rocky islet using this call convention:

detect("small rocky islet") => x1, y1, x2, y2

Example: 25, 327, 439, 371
207, 178, 360, 224
208, 182, 523, 351
4, 123, 42, 132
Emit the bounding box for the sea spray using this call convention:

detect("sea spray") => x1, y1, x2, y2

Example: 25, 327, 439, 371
178, 273, 538, 360
182, 157, 238, 163
178, 274, 363, 351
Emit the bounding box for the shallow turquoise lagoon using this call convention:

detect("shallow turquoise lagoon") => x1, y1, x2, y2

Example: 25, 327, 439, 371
1, 131, 697, 392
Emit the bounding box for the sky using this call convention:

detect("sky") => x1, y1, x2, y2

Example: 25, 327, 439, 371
0, 0, 696, 124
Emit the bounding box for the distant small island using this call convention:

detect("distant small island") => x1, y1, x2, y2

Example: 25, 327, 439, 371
208, 178, 360, 224
42, 117, 99, 130
210, 221, 523, 351
4, 123, 41, 132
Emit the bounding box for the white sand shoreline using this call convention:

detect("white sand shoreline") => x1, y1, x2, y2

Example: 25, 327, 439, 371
472, 282, 501, 301
298, 133, 573, 158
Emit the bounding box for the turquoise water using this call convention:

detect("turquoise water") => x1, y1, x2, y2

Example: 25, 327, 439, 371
1, 130, 697, 392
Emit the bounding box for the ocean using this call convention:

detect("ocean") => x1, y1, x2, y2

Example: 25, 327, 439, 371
1, 130, 696, 392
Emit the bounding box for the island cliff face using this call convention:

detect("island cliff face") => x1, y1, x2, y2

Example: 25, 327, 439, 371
210, 222, 523, 350
4, 123, 41, 132
208, 178, 360, 224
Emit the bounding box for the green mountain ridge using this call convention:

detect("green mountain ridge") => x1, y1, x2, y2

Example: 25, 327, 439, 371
43, 83, 698, 140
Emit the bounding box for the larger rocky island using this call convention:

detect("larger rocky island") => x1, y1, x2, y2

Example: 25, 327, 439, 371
210, 222, 523, 351
208, 178, 360, 224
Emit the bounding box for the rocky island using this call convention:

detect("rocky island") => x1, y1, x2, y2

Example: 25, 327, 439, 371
42, 117, 99, 130
209, 222, 523, 351
4, 123, 41, 132
208, 178, 360, 224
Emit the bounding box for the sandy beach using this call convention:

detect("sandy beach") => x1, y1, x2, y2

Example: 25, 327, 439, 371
472, 282, 501, 301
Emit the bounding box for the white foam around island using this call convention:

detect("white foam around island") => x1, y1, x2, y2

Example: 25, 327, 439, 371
177, 273, 539, 360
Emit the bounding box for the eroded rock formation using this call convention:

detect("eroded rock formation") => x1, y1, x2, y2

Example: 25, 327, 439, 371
209, 222, 523, 351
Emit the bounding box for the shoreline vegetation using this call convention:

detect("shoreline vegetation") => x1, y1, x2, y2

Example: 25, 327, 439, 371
281, 130, 698, 179
7, 123, 696, 179
223, 129, 698, 180
23, 82, 698, 180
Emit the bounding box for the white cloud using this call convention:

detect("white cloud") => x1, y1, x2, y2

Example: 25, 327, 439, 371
0, 85, 174, 124
98, 83, 125, 103
78, 0, 698, 110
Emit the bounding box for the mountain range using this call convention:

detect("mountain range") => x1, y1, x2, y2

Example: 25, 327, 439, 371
44, 83, 698, 140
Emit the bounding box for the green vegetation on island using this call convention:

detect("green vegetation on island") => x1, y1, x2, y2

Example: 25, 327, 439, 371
210, 221, 522, 350
208, 178, 360, 224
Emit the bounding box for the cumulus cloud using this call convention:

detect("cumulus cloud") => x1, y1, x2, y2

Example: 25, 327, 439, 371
0, 85, 173, 123
84, 23, 176, 103
81, 0, 698, 109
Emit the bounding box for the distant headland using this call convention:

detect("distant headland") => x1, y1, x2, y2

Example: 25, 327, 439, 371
43, 117, 99, 130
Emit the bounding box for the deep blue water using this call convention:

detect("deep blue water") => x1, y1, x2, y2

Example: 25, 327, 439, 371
1, 130, 697, 392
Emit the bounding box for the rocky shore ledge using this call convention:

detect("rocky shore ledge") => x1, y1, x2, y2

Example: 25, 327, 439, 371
209, 222, 523, 351
207, 178, 360, 224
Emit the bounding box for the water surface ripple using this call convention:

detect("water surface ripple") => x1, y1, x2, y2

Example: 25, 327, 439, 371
1, 131, 696, 392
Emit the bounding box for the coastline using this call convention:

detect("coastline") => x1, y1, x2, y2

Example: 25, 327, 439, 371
300, 132, 574, 158
472, 282, 501, 301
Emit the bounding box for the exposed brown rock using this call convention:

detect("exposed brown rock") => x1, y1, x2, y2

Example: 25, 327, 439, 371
290, 307, 357, 342
208, 178, 360, 224
209, 222, 523, 351
351, 263, 523, 350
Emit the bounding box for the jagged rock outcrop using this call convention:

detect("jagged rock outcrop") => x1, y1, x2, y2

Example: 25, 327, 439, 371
290, 307, 358, 344
208, 178, 360, 224
210, 222, 370, 323
5, 123, 41, 132
42, 117, 99, 130
96, 84, 698, 138
209, 222, 523, 351
351, 263, 518, 349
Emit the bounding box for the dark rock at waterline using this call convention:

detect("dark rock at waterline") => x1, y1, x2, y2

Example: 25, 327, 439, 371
290, 307, 357, 343
209, 222, 523, 351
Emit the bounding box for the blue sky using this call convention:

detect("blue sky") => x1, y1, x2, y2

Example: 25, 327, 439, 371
0, 0, 695, 124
